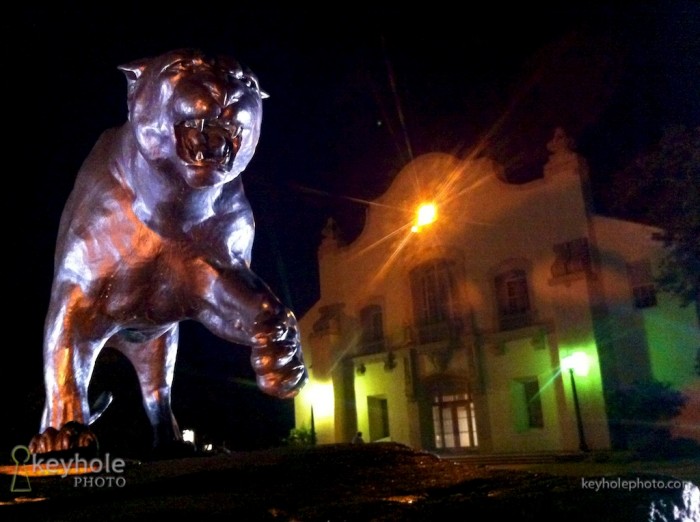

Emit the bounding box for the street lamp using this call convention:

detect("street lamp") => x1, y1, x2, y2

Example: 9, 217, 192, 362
411, 202, 437, 233
561, 352, 590, 452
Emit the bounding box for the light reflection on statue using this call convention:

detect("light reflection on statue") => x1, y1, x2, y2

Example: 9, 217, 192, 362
29, 49, 308, 455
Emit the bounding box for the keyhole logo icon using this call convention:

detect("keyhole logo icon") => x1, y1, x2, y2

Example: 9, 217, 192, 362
10, 445, 31, 492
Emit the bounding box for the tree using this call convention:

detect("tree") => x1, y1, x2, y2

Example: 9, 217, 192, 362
606, 379, 688, 457
609, 125, 700, 322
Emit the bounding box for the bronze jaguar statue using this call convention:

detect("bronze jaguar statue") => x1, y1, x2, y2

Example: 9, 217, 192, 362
29, 48, 308, 455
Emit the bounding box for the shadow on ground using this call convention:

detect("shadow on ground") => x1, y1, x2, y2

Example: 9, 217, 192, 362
1, 442, 698, 521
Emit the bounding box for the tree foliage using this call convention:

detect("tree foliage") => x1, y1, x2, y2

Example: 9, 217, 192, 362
284, 426, 315, 447
609, 125, 700, 314
606, 379, 688, 457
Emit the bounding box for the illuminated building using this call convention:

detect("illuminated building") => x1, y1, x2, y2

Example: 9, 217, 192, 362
294, 128, 699, 454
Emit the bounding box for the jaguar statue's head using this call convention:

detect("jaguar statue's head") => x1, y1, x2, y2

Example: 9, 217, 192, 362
119, 48, 268, 189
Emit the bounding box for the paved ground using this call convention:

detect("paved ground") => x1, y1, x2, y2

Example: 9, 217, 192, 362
0, 442, 698, 521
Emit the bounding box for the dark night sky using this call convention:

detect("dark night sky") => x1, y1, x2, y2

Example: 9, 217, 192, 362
3, 2, 698, 454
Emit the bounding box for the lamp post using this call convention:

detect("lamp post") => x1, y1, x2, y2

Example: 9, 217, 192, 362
567, 367, 589, 452
561, 351, 590, 453
310, 406, 317, 446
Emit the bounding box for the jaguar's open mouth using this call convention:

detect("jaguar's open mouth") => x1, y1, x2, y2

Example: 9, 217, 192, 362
175, 118, 242, 170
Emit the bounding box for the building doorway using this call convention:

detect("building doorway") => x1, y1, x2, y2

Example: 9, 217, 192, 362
432, 391, 478, 449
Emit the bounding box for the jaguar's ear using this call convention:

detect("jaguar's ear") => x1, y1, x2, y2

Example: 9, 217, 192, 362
117, 59, 148, 95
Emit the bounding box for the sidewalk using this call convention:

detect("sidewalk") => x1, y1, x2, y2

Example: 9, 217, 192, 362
444, 450, 700, 484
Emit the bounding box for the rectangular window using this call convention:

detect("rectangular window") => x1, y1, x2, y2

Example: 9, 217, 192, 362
367, 396, 390, 441
511, 377, 544, 432
627, 260, 657, 309
523, 379, 544, 428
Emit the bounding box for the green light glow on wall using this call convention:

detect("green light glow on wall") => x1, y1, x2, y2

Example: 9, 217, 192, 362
561, 351, 590, 377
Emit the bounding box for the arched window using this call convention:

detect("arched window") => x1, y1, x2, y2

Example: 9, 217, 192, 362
495, 268, 532, 330
410, 259, 459, 343
359, 304, 384, 353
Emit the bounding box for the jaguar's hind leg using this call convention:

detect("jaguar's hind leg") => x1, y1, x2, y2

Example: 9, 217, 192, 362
111, 324, 184, 452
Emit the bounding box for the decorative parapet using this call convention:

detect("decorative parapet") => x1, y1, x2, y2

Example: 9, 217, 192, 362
318, 217, 343, 255
543, 127, 588, 179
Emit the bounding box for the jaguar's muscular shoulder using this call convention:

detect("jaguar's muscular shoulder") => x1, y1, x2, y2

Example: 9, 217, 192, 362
61, 128, 135, 213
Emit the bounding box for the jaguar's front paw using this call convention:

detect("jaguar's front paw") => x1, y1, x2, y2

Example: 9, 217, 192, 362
252, 309, 308, 399
28, 421, 99, 455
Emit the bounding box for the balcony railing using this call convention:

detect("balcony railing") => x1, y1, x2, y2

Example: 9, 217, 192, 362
498, 311, 533, 331
359, 337, 386, 355
415, 319, 463, 344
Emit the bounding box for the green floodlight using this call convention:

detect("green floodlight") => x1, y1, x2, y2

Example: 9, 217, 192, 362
561, 351, 590, 377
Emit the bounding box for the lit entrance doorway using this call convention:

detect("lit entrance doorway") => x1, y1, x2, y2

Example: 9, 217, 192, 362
432, 390, 478, 450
